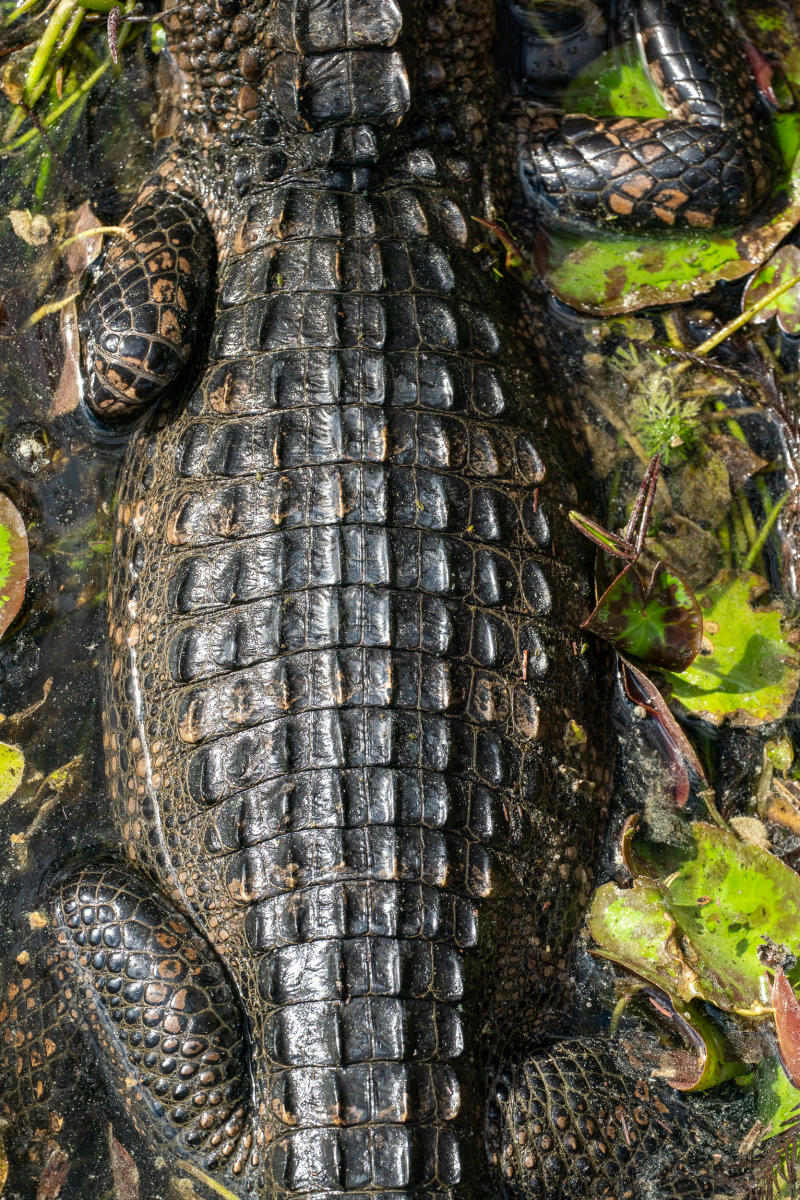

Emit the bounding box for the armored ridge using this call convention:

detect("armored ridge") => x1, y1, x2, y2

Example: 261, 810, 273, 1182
102, 164, 604, 1197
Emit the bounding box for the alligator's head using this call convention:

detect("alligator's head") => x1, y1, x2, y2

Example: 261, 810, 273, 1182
157, 0, 504, 191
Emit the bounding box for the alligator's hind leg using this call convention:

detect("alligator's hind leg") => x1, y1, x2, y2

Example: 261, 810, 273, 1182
0, 926, 96, 1179
486, 1039, 737, 1199
516, 0, 776, 230
1, 863, 250, 1186
82, 169, 215, 423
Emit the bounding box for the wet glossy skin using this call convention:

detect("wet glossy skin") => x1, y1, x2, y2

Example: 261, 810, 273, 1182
0, 2, 771, 1196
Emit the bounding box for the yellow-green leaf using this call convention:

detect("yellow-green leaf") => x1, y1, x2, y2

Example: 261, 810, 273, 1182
663, 571, 800, 727
0, 742, 25, 804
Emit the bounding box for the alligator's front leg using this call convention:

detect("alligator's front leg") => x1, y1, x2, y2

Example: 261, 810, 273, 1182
517, 0, 776, 230
82, 169, 215, 422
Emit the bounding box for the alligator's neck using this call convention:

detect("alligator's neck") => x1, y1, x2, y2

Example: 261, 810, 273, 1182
158, 0, 495, 211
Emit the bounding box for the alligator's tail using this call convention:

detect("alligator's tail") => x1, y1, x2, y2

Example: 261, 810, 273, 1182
237, 794, 475, 1200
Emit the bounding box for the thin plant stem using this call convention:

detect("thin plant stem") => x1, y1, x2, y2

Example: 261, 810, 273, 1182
175, 1161, 240, 1200
22, 0, 74, 101
744, 494, 789, 571
4, 52, 109, 150
718, 521, 733, 568
737, 491, 760, 557
3, 0, 58, 26
23, 291, 79, 328
690, 270, 800, 360
59, 223, 125, 248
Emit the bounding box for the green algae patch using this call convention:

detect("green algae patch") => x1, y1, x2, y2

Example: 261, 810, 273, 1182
0, 742, 25, 805
0, 494, 28, 641
561, 46, 669, 121
662, 571, 800, 728
534, 170, 800, 314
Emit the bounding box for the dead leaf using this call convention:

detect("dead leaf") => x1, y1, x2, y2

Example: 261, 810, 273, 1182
729, 815, 771, 851
706, 433, 768, 491
64, 203, 103, 275
619, 656, 707, 807
109, 1128, 139, 1200
36, 1146, 67, 1200
9, 210, 51, 247
52, 300, 82, 418
764, 777, 800, 836
167, 1180, 201, 1200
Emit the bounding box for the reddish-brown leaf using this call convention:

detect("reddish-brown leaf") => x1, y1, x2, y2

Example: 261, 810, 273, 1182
772, 967, 800, 1088
36, 1147, 68, 1200
109, 1129, 139, 1200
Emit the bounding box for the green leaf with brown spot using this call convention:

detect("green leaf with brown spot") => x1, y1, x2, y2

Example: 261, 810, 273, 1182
583, 561, 703, 670
663, 823, 800, 1012
589, 822, 800, 1017
662, 571, 800, 727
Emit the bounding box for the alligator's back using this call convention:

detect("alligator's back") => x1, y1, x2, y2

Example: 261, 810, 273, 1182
99, 153, 608, 1191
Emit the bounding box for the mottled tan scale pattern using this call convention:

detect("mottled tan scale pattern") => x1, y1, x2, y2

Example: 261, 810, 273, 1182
520, 0, 776, 231
83, 187, 215, 420
486, 1040, 732, 1199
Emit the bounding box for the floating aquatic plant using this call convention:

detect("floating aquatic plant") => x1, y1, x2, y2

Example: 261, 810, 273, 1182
533, 9, 800, 314
570, 454, 704, 670
662, 571, 800, 729
0, 492, 28, 640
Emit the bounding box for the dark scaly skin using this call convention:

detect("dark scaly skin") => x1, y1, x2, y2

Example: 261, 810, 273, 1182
0, 1, 768, 1197
518, 0, 777, 230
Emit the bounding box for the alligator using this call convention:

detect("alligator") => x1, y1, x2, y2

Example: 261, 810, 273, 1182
0, 0, 777, 1196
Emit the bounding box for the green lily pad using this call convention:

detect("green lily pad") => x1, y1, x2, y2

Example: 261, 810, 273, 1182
756, 1055, 800, 1138
742, 244, 800, 334
663, 571, 800, 727
0, 742, 25, 804
583, 561, 703, 671
664, 823, 800, 1011
589, 822, 800, 1017
587, 879, 694, 996
561, 45, 668, 122
533, 48, 800, 314
0, 493, 28, 640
